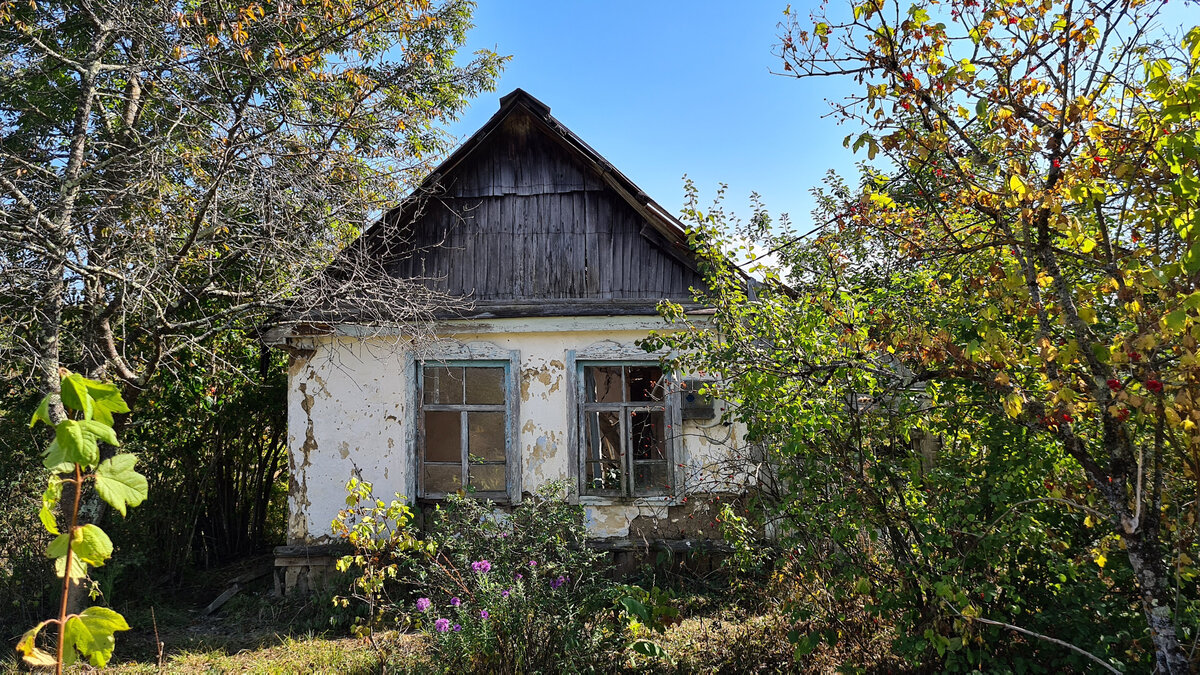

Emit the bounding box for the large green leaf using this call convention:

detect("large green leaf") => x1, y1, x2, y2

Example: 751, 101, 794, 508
72, 524, 113, 567
95, 454, 148, 517
85, 380, 129, 426
68, 606, 129, 667
50, 418, 119, 469
54, 420, 92, 465
61, 372, 94, 419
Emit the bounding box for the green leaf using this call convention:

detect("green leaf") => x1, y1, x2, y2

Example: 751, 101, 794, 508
54, 420, 95, 466
49, 418, 118, 469
29, 395, 52, 428
72, 524, 113, 567
620, 596, 651, 624
81, 419, 119, 448
40, 476, 62, 534
42, 439, 74, 472
55, 552, 88, 580
1166, 309, 1188, 332
86, 380, 129, 426
49, 529, 90, 580
95, 454, 148, 517
71, 606, 129, 667
631, 639, 670, 659
61, 373, 94, 420
47, 532, 69, 558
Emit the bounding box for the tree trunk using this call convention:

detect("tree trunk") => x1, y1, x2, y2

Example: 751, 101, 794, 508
1122, 528, 1190, 673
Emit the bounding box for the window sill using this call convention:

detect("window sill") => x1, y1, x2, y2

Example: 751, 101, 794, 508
575, 495, 681, 508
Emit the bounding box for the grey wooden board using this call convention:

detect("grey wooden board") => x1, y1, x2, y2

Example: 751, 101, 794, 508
365, 105, 706, 311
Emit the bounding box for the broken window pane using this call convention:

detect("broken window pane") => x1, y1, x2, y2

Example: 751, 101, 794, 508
465, 367, 505, 405
630, 410, 666, 460
584, 366, 623, 403
627, 366, 664, 401
423, 366, 463, 404
468, 411, 506, 462
425, 464, 462, 494
423, 411, 461, 463
585, 411, 621, 462
587, 461, 622, 491
469, 464, 506, 492
632, 463, 669, 494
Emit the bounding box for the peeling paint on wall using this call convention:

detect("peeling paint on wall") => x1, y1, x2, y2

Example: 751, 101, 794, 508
285, 319, 747, 545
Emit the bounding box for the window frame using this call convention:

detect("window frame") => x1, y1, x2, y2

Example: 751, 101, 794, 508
569, 356, 683, 503
416, 356, 520, 504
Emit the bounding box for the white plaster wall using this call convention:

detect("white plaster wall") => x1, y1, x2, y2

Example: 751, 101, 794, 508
286, 317, 744, 544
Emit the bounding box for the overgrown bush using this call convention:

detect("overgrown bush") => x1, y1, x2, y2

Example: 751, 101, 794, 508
334, 480, 669, 672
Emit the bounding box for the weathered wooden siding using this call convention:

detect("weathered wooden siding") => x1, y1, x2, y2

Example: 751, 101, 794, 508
379, 111, 706, 314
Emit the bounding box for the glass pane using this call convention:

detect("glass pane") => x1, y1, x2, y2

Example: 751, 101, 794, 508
633, 463, 669, 494
627, 366, 664, 401
629, 410, 666, 461
423, 366, 463, 404
587, 461, 622, 491
425, 464, 461, 493
584, 366, 624, 403
469, 464, 506, 492
468, 411, 506, 462
585, 411, 622, 461
424, 411, 461, 462
465, 367, 505, 405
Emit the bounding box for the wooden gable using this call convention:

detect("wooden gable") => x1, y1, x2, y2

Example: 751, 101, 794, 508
367, 89, 708, 318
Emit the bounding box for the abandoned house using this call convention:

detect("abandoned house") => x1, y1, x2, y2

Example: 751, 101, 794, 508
267, 89, 748, 589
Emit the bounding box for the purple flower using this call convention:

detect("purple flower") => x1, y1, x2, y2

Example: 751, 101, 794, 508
416, 597, 432, 612
515, 573, 523, 580
480, 609, 490, 619
449, 597, 461, 607
501, 589, 510, 599
550, 575, 567, 590
471, 560, 492, 574
453, 623, 461, 632
528, 560, 537, 567
434, 618, 451, 633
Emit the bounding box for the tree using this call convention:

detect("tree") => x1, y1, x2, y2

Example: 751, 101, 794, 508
653, 0, 1199, 671
0, 0, 503, 413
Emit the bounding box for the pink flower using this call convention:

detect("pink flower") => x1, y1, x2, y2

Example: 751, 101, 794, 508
435, 618, 451, 632
416, 597, 432, 612
480, 609, 490, 619
471, 560, 492, 574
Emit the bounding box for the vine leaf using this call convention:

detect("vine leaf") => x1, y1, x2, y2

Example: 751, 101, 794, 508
95, 455, 149, 517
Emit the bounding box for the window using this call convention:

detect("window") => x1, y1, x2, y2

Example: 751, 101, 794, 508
577, 364, 675, 498
419, 363, 514, 501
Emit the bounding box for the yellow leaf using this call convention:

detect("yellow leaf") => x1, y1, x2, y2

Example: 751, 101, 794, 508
1004, 393, 1023, 418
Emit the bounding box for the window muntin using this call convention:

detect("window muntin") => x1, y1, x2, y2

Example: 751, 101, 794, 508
419, 364, 509, 499
579, 364, 672, 497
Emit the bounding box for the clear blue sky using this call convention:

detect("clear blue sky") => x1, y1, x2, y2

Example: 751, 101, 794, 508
445, 1, 855, 232
444, 1, 1199, 232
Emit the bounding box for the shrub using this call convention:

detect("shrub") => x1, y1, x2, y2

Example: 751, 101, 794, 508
402, 482, 620, 672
